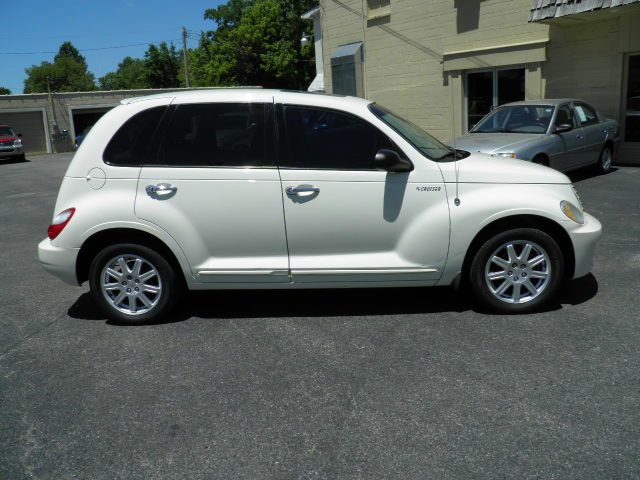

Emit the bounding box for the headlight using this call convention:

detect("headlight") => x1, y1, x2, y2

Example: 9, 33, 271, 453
560, 200, 585, 224
13, 138, 22, 147
496, 152, 516, 158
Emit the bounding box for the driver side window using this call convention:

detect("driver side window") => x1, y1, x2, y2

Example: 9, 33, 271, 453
555, 105, 576, 129
280, 106, 394, 170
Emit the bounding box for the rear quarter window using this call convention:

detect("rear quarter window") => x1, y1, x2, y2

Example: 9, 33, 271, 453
103, 106, 166, 166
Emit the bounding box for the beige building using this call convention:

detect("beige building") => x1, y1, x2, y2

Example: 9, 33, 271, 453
313, 0, 640, 163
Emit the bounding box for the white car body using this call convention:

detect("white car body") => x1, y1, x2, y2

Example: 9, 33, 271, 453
38, 89, 602, 321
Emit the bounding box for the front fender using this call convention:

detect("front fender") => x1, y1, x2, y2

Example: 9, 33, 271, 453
437, 182, 572, 285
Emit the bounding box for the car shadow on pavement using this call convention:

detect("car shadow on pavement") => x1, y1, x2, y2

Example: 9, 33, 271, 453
0, 157, 30, 165
568, 166, 617, 183
66, 274, 598, 325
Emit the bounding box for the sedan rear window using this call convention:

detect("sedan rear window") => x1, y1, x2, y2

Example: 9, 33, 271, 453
0, 127, 15, 136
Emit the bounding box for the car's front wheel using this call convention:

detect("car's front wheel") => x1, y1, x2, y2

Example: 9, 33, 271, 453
89, 244, 177, 324
469, 228, 564, 313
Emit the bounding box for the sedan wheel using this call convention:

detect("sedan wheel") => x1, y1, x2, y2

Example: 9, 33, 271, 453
89, 244, 177, 324
469, 228, 564, 313
596, 147, 612, 174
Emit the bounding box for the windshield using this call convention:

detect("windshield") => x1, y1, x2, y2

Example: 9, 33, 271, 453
0, 127, 15, 136
369, 104, 453, 160
472, 105, 555, 134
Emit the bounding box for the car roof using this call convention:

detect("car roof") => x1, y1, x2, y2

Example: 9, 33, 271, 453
120, 88, 372, 109
500, 99, 585, 107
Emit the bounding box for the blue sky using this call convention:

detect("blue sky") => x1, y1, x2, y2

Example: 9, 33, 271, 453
0, 0, 225, 94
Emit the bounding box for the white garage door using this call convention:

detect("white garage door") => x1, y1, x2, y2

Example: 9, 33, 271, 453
0, 110, 48, 154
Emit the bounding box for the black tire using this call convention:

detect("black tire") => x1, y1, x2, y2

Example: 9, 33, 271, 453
532, 154, 549, 167
18, 154, 26, 162
469, 228, 564, 314
89, 243, 178, 324
595, 145, 612, 174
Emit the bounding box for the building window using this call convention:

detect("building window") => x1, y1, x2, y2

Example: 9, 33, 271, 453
466, 68, 525, 130
624, 54, 640, 143
367, 0, 390, 19
330, 42, 364, 97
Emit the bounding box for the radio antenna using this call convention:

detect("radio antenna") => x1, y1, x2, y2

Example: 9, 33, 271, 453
450, 74, 461, 206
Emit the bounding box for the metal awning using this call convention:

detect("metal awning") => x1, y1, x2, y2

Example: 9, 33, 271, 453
529, 0, 639, 22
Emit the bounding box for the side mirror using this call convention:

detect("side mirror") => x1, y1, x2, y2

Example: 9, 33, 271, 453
554, 124, 573, 134
17, 133, 23, 138
373, 149, 413, 173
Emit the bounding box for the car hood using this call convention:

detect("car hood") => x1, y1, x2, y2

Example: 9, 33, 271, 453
452, 132, 540, 154
439, 151, 570, 184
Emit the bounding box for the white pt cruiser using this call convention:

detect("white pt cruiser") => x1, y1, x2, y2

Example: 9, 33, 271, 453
38, 90, 602, 324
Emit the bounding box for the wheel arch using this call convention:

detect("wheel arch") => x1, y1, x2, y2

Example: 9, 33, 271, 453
460, 214, 575, 281
76, 228, 189, 287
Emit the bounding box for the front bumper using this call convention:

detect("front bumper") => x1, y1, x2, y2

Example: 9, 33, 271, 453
567, 212, 602, 279
0, 146, 24, 158
38, 238, 80, 285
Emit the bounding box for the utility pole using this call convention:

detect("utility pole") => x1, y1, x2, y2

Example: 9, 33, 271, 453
182, 27, 191, 88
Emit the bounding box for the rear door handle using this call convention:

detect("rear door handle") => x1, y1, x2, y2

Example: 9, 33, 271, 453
286, 185, 320, 195
146, 183, 177, 195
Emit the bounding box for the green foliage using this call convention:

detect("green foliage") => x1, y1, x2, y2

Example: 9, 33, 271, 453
142, 42, 182, 89
23, 42, 97, 93
23, 40, 117, 93
0, 87, 11, 95
191, 0, 316, 89
99, 57, 147, 90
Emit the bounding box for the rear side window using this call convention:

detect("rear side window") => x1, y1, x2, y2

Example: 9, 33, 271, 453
574, 102, 599, 126
281, 106, 393, 170
159, 103, 268, 167
103, 106, 166, 166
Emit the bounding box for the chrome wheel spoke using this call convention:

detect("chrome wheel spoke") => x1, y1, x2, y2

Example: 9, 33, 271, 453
494, 280, 510, 295
528, 255, 545, 268
487, 271, 506, 280
132, 258, 143, 276
106, 267, 123, 280
523, 279, 538, 295
506, 244, 518, 263
143, 284, 160, 294
520, 244, 532, 262
139, 270, 155, 282
529, 270, 549, 279
139, 293, 153, 308
512, 284, 522, 302
129, 296, 137, 314
117, 257, 130, 275
491, 256, 510, 269
103, 282, 121, 290
112, 290, 126, 306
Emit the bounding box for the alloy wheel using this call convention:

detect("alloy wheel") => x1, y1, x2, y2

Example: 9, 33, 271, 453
484, 240, 551, 304
100, 254, 162, 315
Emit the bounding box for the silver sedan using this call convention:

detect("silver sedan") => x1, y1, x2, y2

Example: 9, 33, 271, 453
453, 99, 620, 173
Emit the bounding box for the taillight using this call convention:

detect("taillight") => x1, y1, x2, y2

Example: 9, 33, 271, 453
48, 208, 75, 240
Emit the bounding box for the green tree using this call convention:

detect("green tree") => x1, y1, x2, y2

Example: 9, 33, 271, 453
23, 42, 96, 93
99, 57, 147, 90
142, 42, 182, 88
0, 87, 10, 95
190, 0, 315, 89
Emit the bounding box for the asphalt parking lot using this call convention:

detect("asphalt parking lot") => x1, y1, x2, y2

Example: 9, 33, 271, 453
1, 152, 639, 479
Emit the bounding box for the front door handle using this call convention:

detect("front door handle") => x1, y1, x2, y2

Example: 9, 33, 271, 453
146, 183, 178, 195
286, 185, 320, 195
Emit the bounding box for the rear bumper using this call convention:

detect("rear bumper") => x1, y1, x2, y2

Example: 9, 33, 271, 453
568, 212, 602, 279
38, 238, 80, 286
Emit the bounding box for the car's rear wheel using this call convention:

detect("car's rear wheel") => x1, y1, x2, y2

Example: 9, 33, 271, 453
595, 145, 612, 174
89, 244, 177, 324
469, 228, 564, 313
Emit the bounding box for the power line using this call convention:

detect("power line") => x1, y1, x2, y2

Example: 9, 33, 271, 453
0, 39, 182, 56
